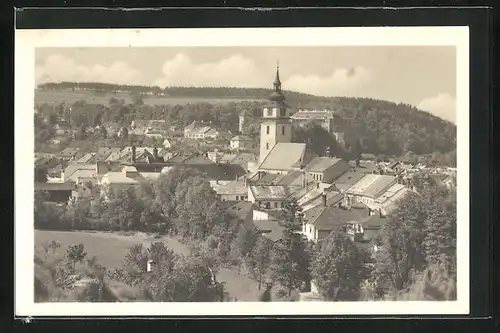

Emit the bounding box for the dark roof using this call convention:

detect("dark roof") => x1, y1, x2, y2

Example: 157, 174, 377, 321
252, 220, 285, 242
35, 182, 75, 191
334, 169, 366, 187
304, 157, 344, 173
304, 205, 371, 230
190, 164, 247, 181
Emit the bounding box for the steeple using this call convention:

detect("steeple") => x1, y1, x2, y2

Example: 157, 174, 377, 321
270, 61, 285, 103
274, 61, 281, 89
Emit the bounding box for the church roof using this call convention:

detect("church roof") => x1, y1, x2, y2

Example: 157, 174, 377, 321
259, 142, 315, 172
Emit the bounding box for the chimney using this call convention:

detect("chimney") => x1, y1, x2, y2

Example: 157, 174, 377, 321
322, 192, 327, 207
132, 146, 136, 163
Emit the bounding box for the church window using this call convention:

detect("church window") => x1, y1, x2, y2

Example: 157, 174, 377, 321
266, 126, 270, 134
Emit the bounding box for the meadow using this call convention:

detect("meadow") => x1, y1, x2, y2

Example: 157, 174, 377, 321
35, 90, 264, 106
35, 230, 261, 301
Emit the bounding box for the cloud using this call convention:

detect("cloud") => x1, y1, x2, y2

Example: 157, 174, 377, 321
153, 53, 267, 88
283, 66, 373, 97
153, 54, 374, 98
417, 93, 456, 123
35, 54, 142, 85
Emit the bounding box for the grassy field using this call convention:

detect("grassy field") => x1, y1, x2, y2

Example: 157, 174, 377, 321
35, 90, 264, 106
35, 230, 261, 301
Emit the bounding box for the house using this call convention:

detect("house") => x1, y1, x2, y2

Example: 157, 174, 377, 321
248, 185, 289, 211
290, 109, 335, 133
230, 135, 255, 151
144, 129, 165, 140
183, 121, 215, 139
373, 183, 411, 216
258, 142, 316, 174
303, 157, 350, 183
343, 174, 399, 211
301, 197, 373, 243
99, 166, 142, 200
62, 163, 98, 183
210, 179, 248, 202
59, 148, 80, 161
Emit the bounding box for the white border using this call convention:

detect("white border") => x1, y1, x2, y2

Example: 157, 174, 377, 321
15, 27, 469, 316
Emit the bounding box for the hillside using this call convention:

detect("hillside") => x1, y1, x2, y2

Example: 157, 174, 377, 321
35, 82, 456, 164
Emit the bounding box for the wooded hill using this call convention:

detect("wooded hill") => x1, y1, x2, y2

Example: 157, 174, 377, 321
36, 82, 456, 164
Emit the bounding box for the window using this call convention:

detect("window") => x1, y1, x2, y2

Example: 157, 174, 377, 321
280, 109, 286, 117
266, 142, 269, 150
281, 125, 285, 135
235, 196, 239, 201
267, 109, 273, 117
266, 126, 270, 134
274, 202, 278, 208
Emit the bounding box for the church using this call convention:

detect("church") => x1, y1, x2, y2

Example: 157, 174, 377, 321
257, 64, 316, 174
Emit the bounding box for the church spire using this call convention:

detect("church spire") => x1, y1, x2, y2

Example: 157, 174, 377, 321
270, 61, 285, 103
273, 61, 282, 92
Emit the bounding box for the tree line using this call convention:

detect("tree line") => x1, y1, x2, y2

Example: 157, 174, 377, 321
35, 90, 456, 166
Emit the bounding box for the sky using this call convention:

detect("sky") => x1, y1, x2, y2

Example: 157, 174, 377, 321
35, 46, 457, 123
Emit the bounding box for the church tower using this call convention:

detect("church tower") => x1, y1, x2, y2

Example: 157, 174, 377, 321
239, 109, 247, 134
259, 63, 292, 164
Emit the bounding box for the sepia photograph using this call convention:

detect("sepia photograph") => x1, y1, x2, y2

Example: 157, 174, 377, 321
15, 26, 469, 316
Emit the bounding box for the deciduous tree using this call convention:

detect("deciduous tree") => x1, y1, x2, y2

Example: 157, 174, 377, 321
269, 199, 311, 296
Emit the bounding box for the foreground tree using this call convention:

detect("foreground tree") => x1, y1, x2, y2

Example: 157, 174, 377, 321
269, 199, 310, 296
372, 184, 456, 298
248, 235, 274, 290
111, 242, 226, 302
311, 233, 366, 301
